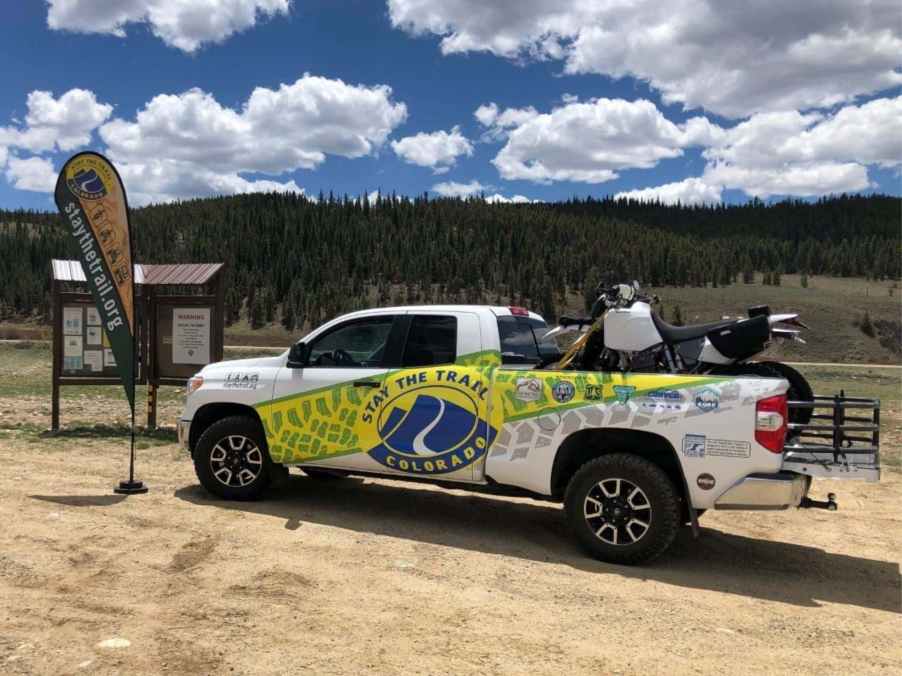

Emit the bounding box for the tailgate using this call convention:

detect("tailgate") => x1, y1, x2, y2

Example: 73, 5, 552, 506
782, 393, 880, 482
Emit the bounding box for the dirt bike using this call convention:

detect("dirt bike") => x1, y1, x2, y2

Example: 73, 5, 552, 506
544, 281, 814, 424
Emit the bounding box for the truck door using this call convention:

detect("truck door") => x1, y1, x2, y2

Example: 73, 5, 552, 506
372, 312, 494, 482
265, 314, 404, 470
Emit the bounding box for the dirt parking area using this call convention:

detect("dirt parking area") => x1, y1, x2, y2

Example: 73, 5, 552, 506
1, 394, 901, 675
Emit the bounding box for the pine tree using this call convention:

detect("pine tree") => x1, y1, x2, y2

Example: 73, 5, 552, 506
281, 303, 295, 332
860, 311, 875, 337
249, 293, 264, 329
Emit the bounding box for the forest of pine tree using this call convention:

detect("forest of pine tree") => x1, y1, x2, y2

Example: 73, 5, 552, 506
0, 193, 899, 330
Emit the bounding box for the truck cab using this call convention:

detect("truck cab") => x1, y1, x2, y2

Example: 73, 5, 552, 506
179, 305, 880, 565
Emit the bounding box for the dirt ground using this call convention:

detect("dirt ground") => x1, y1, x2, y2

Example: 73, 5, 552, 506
1, 393, 901, 675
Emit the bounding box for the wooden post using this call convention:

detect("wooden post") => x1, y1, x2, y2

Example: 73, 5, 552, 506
143, 285, 156, 429
146, 381, 157, 430
214, 268, 225, 362
51, 280, 61, 431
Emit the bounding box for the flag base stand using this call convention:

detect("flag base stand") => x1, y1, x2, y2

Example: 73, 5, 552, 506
114, 479, 148, 495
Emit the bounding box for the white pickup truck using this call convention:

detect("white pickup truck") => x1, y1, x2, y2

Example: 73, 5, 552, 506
178, 305, 881, 564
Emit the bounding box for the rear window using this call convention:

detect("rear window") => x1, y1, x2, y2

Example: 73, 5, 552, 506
402, 315, 457, 367
497, 316, 560, 365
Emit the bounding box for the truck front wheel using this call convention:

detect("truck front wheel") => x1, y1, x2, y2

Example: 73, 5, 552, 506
564, 454, 681, 565
194, 416, 274, 500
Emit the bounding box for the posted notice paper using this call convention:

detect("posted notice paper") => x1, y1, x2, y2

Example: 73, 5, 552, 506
173, 307, 210, 364
83, 350, 102, 372
63, 306, 83, 335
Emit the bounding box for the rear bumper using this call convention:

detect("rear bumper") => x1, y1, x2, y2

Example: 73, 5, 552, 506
714, 472, 811, 510
177, 419, 191, 449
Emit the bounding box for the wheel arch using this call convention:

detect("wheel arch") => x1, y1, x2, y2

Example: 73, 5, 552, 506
550, 428, 688, 503
189, 403, 266, 455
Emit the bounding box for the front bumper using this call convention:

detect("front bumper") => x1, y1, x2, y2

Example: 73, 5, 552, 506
714, 472, 811, 510
177, 419, 191, 449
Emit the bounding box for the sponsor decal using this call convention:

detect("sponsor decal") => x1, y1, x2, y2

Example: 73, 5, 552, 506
613, 385, 636, 404
223, 372, 260, 390
694, 387, 720, 412
585, 384, 604, 401
682, 435, 751, 459
514, 377, 542, 402
696, 473, 716, 490
368, 369, 497, 474
640, 389, 685, 411
551, 380, 575, 404
682, 434, 706, 457
706, 438, 751, 459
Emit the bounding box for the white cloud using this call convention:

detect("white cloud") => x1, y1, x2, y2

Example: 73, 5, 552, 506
431, 179, 485, 198
97, 75, 406, 203
696, 97, 901, 197
491, 98, 711, 184
703, 162, 870, 199
46, 0, 290, 52
483, 94, 900, 198
114, 158, 303, 205
391, 126, 473, 173
431, 180, 536, 202
615, 178, 722, 205
5, 156, 58, 192
484, 193, 536, 203
0, 89, 112, 156
474, 102, 539, 140
389, 0, 902, 118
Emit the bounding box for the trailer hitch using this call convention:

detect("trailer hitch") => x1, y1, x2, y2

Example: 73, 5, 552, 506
800, 493, 838, 511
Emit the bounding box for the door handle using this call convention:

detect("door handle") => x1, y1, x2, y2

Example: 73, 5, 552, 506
353, 380, 380, 388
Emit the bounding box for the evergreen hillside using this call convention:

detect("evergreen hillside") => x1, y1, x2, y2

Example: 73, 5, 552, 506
1, 193, 899, 331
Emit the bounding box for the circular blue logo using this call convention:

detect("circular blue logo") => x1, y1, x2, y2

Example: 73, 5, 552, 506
551, 380, 575, 403
369, 385, 491, 474
695, 387, 720, 412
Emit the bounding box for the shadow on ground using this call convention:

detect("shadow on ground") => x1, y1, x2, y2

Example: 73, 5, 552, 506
174, 474, 901, 614
30, 494, 128, 507
38, 425, 176, 443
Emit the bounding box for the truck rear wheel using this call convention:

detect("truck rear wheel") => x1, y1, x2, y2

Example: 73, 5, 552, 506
564, 454, 681, 565
194, 416, 274, 500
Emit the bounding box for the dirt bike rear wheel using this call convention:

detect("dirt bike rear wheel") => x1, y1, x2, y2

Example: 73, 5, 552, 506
709, 361, 813, 427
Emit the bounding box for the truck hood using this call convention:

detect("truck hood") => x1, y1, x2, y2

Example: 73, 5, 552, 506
199, 354, 285, 375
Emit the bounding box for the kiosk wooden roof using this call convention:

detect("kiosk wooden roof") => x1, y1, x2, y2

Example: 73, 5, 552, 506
51, 259, 223, 286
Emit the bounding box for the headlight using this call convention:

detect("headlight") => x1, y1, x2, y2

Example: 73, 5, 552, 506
186, 375, 204, 395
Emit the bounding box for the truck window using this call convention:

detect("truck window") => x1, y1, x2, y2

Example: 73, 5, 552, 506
402, 315, 457, 367
308, 316, 395, 367
497, 315, 560, 365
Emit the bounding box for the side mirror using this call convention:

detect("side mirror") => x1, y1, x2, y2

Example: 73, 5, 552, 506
287, 342, 308, 369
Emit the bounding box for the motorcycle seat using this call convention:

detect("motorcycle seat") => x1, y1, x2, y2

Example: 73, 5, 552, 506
651, 312, 740, 344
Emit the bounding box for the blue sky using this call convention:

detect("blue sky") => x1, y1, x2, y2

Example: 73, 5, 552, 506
1, 1, 899, 210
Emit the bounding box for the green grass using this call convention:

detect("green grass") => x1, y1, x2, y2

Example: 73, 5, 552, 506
0, 342, 281, 400
800, 365, 901, 403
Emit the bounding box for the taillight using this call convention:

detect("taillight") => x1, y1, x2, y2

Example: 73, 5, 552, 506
755, 394, 787, 453
509, 306, 529, 316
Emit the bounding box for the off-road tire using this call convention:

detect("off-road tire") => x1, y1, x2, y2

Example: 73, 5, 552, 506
194, 415, 275, 500
564, 454, 681, 565
713, 361, 813, 426
762, 361, 814, 426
